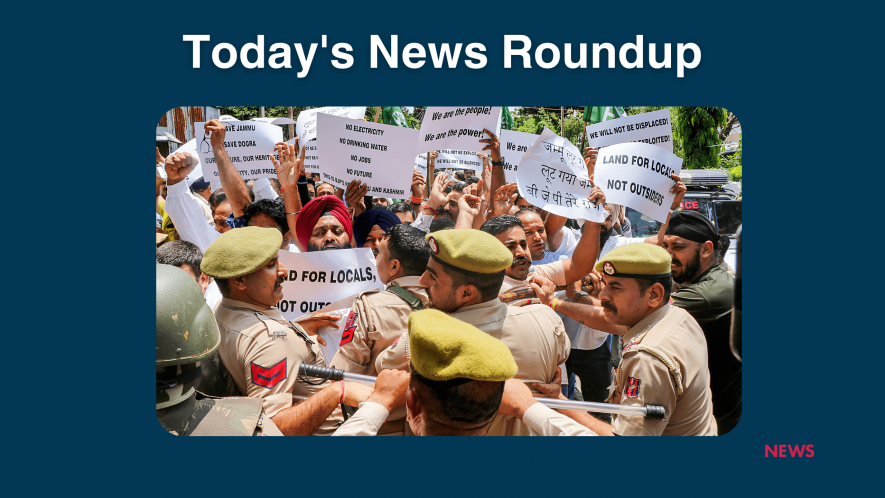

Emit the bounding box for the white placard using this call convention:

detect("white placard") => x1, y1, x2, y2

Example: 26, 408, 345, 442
500, 130, 538, 184
194, 121, 283, 190
436, 149, 482, 172
316, 113, 418, 197
593, 142, 683, 223
417, 106, 501, 154
251, 117, 296, 125
585, 109, 673, 153
276, 248, 384, 320
286, 138, 320, 173
296, 106, 367, 143
414, 152, 428, 175
516, 128, 607, 223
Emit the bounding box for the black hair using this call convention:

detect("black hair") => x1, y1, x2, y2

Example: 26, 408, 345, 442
156, 240, 203, 279
636, 275, 673, 303
215, 278, 230, 295
480, 215, 524, 236
244, 198, 289, 233
243, 180, 256, 202
208, 190, 227, 210
454, 171, 466, 181
443, 264, 505, 302
716, 235, 731, 261
305, 177, 316, 186
268, 178, 282, 192
450, 182, 466, 193
411, 368, 505, 431
466, 176, 480, 185
384, 224, 431, 276
429, 217, 455, 233
389, 201, 416, 218
370, 204, 389, 210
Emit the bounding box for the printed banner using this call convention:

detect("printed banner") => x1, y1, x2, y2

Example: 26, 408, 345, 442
515, 128, 607, 223
436, 149, 482, 171
316, 113, 418, 197
286, 138, 320, 173
500, 129, 538, 184
194, 120, 283, 190
417, 106, 501, 154
593, 141, 683, 223
585, 109, 673, 153
296, 106, 367, 143
276, 248, 384, 320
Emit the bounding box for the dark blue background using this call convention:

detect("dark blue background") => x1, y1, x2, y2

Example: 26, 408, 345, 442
12, 0, 876, 495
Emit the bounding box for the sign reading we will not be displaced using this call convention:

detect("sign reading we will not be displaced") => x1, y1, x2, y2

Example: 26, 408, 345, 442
296, 106, 367, 143
593, 141, 683, 223
585, 109, 674, 153
317, 113, 418, 197
194, 120, 283, 190
276, 248, 384, 320
516, 128, 607, 223
418, 106, 501, 154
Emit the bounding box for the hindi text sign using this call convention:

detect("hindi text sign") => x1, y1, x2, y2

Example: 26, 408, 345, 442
296, 106, 367, 143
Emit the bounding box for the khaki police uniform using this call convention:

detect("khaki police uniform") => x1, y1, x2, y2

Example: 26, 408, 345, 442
329, 276, 429, 376
607, 304, 717, 436
215, 297, 344, 436
375, 298, 570, 436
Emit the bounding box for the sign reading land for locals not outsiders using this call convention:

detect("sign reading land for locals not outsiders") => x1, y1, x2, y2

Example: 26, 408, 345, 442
593, 141, 683, 223
276, 248, 384, 320
417, 106, 501, 154
516, 128, 607, 223
316, 113, 418, 197
585, 109, 673, 153
500, 129, 538, 184
296, 106, 367, 143
194, 120, 283, 189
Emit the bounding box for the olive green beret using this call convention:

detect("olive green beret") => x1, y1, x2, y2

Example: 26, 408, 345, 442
425, 229, 512, 274
409, 309, 518, 382
201, 227, 282, 279
595, 243, 671, 279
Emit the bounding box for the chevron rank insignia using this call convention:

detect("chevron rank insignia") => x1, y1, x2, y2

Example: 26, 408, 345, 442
251, 358, 287, 389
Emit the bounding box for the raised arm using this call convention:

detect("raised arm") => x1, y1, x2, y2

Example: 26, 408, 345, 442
164, 152, 219, 253
529, 273, 619, 333
480, 129, 506, 203
270, 141, 306, 252
646, 173, 687, 246
205, 119, 251, 218
559, 185, 606, 284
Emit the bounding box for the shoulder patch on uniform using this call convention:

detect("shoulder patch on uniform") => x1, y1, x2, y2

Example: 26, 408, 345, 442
624, 377, 641, 398
339, 311, 358, 346
251, 358, 287, 389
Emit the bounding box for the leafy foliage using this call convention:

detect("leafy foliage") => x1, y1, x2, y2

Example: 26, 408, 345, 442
673, 107, 727, 169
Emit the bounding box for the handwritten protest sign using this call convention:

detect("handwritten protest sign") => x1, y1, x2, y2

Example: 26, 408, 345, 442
500, 130, 538, 184
276, 248, 384, 320
296, 106, 367, 143
417, 106, 501, 154
585, 109, 673, 153
286, 138, 320, 174
437, 149, 482, 171
194, 120, 283, 190
593, 141, 683, 223
516, 128, 607, 223
414, 152, 428, 174
316, 113, 418, 197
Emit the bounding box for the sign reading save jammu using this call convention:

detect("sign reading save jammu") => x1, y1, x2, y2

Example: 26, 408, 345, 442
194, 120, 283, 190
316, 113, 418, 197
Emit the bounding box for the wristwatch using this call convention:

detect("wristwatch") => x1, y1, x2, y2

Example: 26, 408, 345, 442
573, 291, 589, 302
490, 158, 505, 167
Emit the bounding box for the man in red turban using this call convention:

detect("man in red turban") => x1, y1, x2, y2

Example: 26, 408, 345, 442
295, 195, 354, 251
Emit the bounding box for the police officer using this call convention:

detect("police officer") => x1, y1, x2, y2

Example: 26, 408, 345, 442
334, 310, 596, 436
200, 226, 346, 436
156, 264, 283, 436
375, 229, 570, 436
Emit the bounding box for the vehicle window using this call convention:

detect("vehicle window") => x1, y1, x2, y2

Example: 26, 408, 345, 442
626, 207, 662, 237
713, 201, 742, 235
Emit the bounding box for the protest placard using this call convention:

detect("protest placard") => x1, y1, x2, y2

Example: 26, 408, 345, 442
585, 109, 673, 153
296, 106, 367, 143
437, 149, 482, 171
160, 138, 204, 187
194, 120, 283, 190
414, 152, 428, 175
516, 128, 607, 223
593, 141, 683, 223
286, 138, 320, 174
251, 117, 296, 125
316, 113, 418, 197
276, 248, 384, 320
417, 106, 501, 154
500, 129, 538, 184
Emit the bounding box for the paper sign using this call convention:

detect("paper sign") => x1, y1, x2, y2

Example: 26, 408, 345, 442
316, 113, 418, 197
415, 152, 428, 174
417, 106, 501, 154
593, 142, 683, 223
500, 130, 538, 184
251, 117, 296, 125
286, 138, 320, 173
194, 120, 283, 190
436, 149, 482, 172
162, 138, 204, 187
296, 106, 367, 143
585, 109, 673, 153
276, 248, 384, 320
516, 128, 607, 223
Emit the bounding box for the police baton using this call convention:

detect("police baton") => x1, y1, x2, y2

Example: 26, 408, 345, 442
298, 363, 664, 420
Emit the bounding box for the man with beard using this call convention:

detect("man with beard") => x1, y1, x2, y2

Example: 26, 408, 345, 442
530, 243, 717, 436
374, 229, 570, 436
664, 210, 740, 435
201, 226, 348, 435
352, 209, 401, 259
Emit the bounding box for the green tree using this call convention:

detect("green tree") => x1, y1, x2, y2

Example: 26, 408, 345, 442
672, 107, 727, 169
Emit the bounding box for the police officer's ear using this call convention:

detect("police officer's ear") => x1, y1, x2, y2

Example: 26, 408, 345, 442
699, 240, 715, 261
198, 272, 211, 293
389, 258, 401, 275
229, 275, 249, 291
645, 282, 666, 308
457, 283, 480, 303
